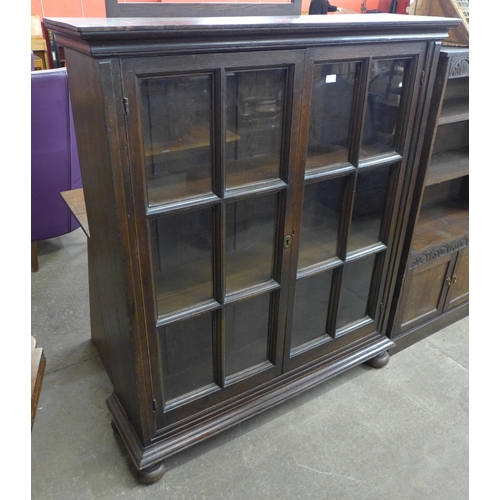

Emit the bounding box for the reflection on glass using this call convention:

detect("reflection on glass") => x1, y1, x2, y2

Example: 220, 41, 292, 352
150, 208, 213, 316
298, 177, 346, 269
159, 313, 215, 403
360, 58, 410, 159
291, 270, 333, 350
226, 69, 286, 189
226, 193, 278, 294
140, 75, 213, 206
348, 166, 391, 252
336, 254, 376, 331
307, 62, 359, 171
225, 293, 271, 377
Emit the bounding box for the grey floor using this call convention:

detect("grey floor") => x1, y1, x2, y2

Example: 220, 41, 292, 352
31, 228, 469, 500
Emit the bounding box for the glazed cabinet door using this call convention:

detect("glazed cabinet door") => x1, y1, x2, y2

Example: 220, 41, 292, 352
120, 51, 303, 431
284, 42, 430, 371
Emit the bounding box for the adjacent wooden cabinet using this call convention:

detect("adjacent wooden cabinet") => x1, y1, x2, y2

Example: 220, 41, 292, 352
388, 47, 469, 351
45, 15, 458, 484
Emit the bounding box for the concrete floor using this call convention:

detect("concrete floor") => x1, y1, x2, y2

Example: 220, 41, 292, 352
31, 228, 469, 500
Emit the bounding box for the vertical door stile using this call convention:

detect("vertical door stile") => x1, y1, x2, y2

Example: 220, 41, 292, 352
215, 67, 225, 199
325, 265, 342, 339
280, 50, 311, 372
366, 251, 386, 325
337, 58, 366, 264
338, 172, 357, 263
214, 67, 225, 389
272, 57, 297, 373
215, 204, 226, 389
349, 57, 371, 168
270, 190, 285, 371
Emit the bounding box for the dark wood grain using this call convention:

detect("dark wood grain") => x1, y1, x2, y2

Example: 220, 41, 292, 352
47, 15, 459, 481
387, 47, 469, 342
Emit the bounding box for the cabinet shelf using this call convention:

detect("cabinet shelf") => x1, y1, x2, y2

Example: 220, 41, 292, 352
155, 244, 280, 320
426, 147, 469, 186
305, 148, 349, 171
146, 127, 240, 157
438, 98, 469, 125
411, 201, 468, 255
146, 154, 283, 207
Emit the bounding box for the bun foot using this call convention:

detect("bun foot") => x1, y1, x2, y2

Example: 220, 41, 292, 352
137, 461, 166, 484
366, 350, 390, 368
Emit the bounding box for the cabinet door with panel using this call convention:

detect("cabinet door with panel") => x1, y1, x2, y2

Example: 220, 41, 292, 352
444, 245, 469, 311
121, 50, 303, 430
284, 42, 430, 372
393, 244, 468, 335
122, 41, 431, 427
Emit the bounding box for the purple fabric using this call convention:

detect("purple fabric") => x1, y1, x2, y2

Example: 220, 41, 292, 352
31, 67, 82, 242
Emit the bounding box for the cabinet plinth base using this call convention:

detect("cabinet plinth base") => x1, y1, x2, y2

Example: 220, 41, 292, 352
107, 333, 394, 481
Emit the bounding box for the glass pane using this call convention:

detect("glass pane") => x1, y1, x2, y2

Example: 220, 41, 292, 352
158, 313, 215, 403
140, 75, 213, 206
360, 58, 410, 159
298, 177, 347, 270
225, 68, 286, 189
306, 62, 359, 171
226, 193, 278, 294
150, 208, 213, 316
291, 270, 333, 350
336, 254, 376, 331
348, 166, 391, 252
225, 293, 271, 377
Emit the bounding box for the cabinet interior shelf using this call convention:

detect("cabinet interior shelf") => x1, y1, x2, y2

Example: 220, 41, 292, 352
146, 127, 240, 157
146, 155, 282, 207
411, 201, 468, 254
426, 147, 469, 186
438, 98, 469, 125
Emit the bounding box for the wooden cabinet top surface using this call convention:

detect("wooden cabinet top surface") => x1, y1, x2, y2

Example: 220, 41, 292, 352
45, 15, 460, 55
45, 14, 458, 31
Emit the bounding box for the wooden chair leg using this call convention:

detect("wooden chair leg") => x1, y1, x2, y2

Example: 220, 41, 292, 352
32, 241, 39, 272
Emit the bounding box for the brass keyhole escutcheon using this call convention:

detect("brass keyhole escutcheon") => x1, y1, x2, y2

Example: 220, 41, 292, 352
284, 235, 292, 249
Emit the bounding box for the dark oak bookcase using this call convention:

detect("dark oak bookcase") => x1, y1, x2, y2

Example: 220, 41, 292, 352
45, 15, 458, 484
388, 47, 469, 352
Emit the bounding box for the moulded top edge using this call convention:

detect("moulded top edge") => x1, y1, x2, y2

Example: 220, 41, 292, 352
44, 14, 461, 38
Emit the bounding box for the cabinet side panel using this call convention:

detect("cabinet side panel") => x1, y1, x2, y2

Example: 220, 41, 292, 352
64, 49, 144, 440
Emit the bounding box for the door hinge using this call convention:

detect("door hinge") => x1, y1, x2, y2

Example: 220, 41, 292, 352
123, 97, 129, 116
152, 399, 157, 412
420, 70, 426, 87
380, 302, 385, 315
